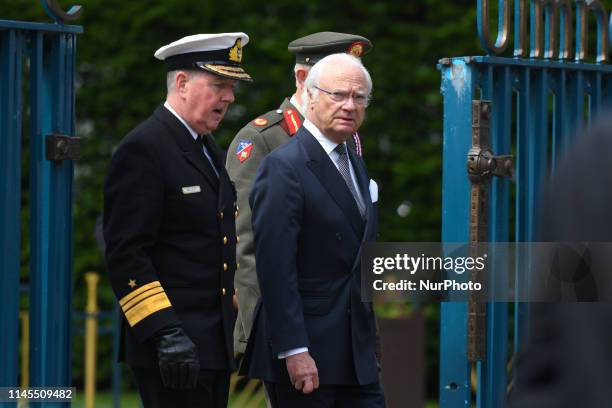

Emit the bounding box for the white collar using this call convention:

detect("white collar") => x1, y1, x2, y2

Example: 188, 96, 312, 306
302, 119, 341, 156
289, 94, 306, 117
164, 101, 198, 141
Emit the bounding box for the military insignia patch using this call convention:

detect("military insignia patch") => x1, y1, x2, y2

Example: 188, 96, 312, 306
347, 42, 364, 57
236, 139, 253, 163
228, 38, 243, 63
253, 118, 268, 126
283, 109, 302, 135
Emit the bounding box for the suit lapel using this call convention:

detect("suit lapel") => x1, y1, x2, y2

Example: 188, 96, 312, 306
347, 147, 376, 271
299, 129, 365, 239
153, 105, 219, 193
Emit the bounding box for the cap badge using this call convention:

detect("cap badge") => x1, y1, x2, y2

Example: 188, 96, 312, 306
236, 139, 253, 163
228, 38, 243, 63
253, 118, 268, 126
348, 42, 364, 57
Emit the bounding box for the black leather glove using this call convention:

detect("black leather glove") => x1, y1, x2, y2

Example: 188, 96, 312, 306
153, 325, 200, 389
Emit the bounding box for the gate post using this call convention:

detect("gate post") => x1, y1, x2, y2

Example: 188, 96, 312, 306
438, 57, 475, 408
0, 27, 24, 392
0, 4, 82, 404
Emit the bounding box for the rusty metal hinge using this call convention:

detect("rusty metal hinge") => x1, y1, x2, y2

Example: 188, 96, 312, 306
466, 100, 514, 362
46, 134, 81, 161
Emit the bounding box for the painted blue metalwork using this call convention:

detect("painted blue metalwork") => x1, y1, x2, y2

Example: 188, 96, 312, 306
439, 58, 475, 407
477, 0, 510, 54
0, 28, 23, 396
0, 19, 82, 33
477, 65, 511, 408
440, 53, 612, 407
40, 0, 83, 23
29, 32, 77, 405
0, 13, 81, 406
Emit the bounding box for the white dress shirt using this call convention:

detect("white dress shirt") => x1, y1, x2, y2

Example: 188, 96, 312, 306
164, 101, 219, 177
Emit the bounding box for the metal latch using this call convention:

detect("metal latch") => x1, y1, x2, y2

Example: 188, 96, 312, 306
46, 134, 81, 161
466, 100, 514, 362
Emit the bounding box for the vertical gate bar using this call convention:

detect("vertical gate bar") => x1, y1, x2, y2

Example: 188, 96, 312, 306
48, 32, 75, 392
567, 70, 585, 138
474, 63, 511, 408
439, 57, 475, 408
516, 65, 550, 383
29, 29, 52, 388
0, 28, 23, 395
603, 74, 612, 105
552, 69, 570, 165
475, 65, 494, 408
486, 64, 511, 408
590, 71, 602, 117
513, 65, 531, 370
29, 31, 76, 399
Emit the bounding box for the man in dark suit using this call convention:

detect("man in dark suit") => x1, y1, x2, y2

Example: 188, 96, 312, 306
226, 32, 373, 359
103, 33, 252, 408
242, 53, 384, 407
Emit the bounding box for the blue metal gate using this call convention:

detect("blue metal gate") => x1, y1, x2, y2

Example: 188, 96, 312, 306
439, 0, 612, 407
0, 1, 82, 405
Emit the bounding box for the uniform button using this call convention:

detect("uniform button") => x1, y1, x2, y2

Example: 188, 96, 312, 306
223, 263, 228, 271
236, 263, 240, 270
219, 212, 224, 220
223, 236, 228, 245
336, 233, 342, 241
236, 236, 240, 243
222, 288, 226, 296
235, 208, 239, 218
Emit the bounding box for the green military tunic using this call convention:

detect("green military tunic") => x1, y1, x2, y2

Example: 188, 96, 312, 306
226, 97, 361, 353
226, 98, 296, 353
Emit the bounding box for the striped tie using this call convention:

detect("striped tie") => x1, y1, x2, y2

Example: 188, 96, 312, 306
334, 144, 365, 217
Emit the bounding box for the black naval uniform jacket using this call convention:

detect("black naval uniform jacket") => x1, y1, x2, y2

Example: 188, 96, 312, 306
104, 105, 237, 371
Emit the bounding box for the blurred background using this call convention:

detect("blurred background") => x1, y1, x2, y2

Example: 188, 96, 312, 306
1, 0, 485, 406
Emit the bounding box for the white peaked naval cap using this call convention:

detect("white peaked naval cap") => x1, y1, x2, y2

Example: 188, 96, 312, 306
154, 33, 252, 81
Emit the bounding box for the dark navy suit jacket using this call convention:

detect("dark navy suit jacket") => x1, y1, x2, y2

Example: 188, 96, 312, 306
241, 126, 379, 385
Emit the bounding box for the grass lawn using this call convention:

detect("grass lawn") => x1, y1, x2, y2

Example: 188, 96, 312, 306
71, 389, 439, 407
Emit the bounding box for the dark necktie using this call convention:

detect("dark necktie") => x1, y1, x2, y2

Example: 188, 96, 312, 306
197, 134, 220, 178
334, 143, 365, 217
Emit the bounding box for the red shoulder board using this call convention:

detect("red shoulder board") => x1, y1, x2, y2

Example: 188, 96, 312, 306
283, 109, 302, 135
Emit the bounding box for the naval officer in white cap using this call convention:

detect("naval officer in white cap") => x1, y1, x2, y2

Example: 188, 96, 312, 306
104, 33, 252, 408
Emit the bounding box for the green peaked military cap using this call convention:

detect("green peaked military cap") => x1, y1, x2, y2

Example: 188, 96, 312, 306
288, 31, 373, 66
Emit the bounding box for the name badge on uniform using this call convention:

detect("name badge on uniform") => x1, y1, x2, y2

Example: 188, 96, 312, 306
182, 185, 201, 195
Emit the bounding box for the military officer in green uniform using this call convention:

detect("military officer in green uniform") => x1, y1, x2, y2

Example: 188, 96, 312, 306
226, 32, 373, 358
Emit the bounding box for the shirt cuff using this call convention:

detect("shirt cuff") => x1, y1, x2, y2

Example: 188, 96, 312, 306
278, 347, 308, 359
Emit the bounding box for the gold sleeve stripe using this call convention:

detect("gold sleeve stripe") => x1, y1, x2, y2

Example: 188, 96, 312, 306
119, 281, 162, 307
121, 287, 165, 313
124, 292, 172, 327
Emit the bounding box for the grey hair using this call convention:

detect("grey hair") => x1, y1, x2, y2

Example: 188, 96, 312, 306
293, 63, 310, 89
301, 53, 372, 108
166, 69, 204, 93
